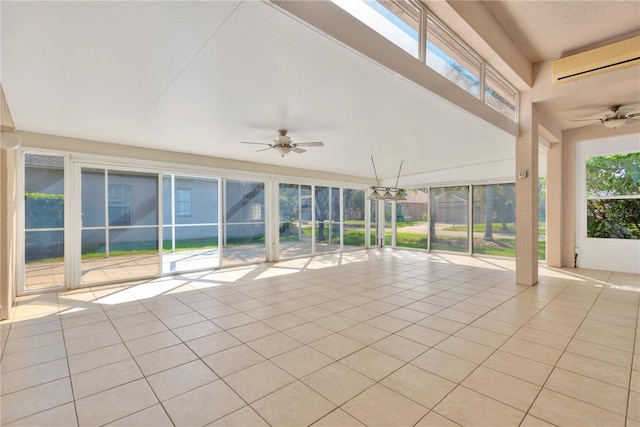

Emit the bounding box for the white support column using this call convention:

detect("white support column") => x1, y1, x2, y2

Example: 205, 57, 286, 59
515, 91, 539, 285
546, 139, 562, 267
0, 148, 17, 318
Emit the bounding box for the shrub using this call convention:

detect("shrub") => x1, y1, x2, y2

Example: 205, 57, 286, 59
25, 192, 64, 229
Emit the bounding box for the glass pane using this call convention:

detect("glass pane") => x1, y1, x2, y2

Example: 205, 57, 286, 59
587, 199, 640, 239
24, 154, 64, 229
472, 184, 516, 257
279, 184, 313, 258
316, 187, 340, 253
82, 228, 159, 283
109, 228, 159, 278
24, 154, 65, 290
586, 152, 640, 197
331, 0, 420, 58
430, 186, 469, 252
485, 66, 517, 121
371, 200, 378, 246
162, 176, 172, 226
384, 200, 393, 246
24, 230, 64, 289
539, 177, 546, 260
82, 229, 106, 257
82, 168, 105, 227
426, 15, 481, 97
108, 171, 158, 226
585, 152, 640, 241
163, 225, 219, 272
175, 177, 218, 224
81, 226, 106, 284
162, 175, 220, 273
343, 189, 365, 249
396, 188, 428, 249
224, 180, 265, 264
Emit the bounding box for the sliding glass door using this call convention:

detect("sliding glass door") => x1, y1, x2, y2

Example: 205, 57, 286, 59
396, 188, 429, 250
80, 168, 159, 284
430, 186, 469, 253
23, 154, 66, 290
223, 180, 266, 265
343, 188, 366, 250
315, 186, 340, 253
279, 183, 313, 258
278, 184, 367, 258
472, 184, 516, 257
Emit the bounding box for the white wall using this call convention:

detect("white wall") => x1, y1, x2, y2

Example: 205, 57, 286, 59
575, 134, 640, 274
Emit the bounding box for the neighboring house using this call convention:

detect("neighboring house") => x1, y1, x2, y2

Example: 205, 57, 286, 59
397, 189, 429, 221
432, 189, 468, 225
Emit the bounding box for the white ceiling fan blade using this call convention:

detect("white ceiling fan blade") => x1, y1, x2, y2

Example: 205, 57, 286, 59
241, 141, 272, 146
256, 147, 273, 152
294, 141, 324, 147
626, 112, 640, 118
291, 147, 306, 154
574, 121, 604, 129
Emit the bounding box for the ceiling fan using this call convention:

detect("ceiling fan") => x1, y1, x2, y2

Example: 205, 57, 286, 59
241, 129, 324, 157
573, 105, 640, 129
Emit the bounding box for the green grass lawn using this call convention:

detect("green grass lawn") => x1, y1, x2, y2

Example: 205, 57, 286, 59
441, 222, 546, 235
396, 220, 428, 228
395, 232, 428, 249
395, 231, 546, 259
35, 225, 546, 263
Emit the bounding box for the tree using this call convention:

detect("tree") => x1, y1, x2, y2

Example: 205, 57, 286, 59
279, 184, 298, 235
343, 189, 364, 220
315, 187, 339, 241
538, 176, 547, 222
444, 62, 479, 96
494, 184, 515, 233
586, 153, 640, 197
483, 185, 494, 240
585, 153, 640, 239
429, 188, 442, 242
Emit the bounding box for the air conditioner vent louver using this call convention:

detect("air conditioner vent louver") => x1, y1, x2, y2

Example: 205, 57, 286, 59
552, 35, 640, 84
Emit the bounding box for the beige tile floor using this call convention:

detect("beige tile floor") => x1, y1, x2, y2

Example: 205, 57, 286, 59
2, 249, 639, 427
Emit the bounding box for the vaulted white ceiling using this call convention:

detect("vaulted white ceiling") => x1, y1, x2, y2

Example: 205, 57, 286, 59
1, 1, 514, 183
2, 1, 638, 184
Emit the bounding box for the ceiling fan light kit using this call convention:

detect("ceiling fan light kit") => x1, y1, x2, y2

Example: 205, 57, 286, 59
602, 118, 628, 129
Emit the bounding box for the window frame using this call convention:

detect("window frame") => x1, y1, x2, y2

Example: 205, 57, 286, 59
108, 183, 133, 226
425, 13, 483, 98
175, 187, 192, 217
484, 65, 518, 122
330, 0, 423, 59
584, 152, 640, 240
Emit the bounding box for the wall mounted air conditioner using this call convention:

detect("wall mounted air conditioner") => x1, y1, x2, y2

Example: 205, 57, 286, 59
552, 35, 640, 84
